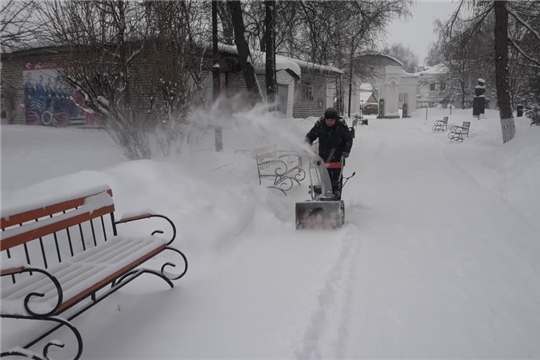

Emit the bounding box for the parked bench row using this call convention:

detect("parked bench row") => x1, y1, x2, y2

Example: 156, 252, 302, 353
432, 116, 448, 132
448, 121, 471, 141
432, 117, 471, 141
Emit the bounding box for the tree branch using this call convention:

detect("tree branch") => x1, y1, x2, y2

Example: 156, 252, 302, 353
508, 36, 540, 68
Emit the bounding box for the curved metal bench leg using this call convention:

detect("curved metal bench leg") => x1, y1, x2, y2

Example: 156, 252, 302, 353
2, 314, 83, 360
111, 268, 174, 289
161, 247, 188, 281
1, 349, 47, 360
129, 269, 175, 289
267, 186, 287, 196
111, 269, 141, 288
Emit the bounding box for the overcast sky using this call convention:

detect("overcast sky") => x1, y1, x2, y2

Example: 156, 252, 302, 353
385, 0, 461, 64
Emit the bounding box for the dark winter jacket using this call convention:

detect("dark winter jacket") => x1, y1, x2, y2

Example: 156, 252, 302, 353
305, 117, 353, 162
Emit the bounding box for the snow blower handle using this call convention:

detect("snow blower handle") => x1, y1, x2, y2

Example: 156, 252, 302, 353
340, 156, 356, 189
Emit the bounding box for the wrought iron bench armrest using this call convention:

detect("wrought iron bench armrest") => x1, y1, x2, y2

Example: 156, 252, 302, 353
1, 266, 26, 277
1, 267, 64, 317
114, 213, 177, 246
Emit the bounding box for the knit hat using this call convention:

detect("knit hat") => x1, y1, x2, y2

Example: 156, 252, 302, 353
324, 107, 339, 119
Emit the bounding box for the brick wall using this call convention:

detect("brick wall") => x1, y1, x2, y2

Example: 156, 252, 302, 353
225, 72, 268, 109
0, 47, 230, 125
293, 72, 330, 118
1, 45, 340, 125
1, 50, 72, 124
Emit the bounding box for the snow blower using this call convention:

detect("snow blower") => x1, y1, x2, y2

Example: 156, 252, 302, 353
295, 154, 355, 230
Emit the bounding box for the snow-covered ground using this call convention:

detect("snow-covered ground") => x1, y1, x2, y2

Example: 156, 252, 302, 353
1, 108, 540, 359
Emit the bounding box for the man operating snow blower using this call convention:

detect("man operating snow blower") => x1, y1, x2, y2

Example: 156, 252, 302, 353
306, 107, 353, 199
296, 107, 355, 229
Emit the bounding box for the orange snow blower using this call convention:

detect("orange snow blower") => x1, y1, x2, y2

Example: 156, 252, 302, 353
295, 154, 355, 230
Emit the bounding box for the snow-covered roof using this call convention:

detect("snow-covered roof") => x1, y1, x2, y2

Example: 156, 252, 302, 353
400, 69, 419, 78
214, 43, 342, 78
359, 92, 375, 103
2, 40, 342, 79
418, 63, 448, 75
1, 39, 55, 55
380, 54, 403, 67
286, 57, 342, 76
361, 54, 403, 68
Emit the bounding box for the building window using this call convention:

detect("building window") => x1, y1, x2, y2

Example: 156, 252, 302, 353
430, 83, 436, 91
440, 82, 446, 90
303, 83, 313, 101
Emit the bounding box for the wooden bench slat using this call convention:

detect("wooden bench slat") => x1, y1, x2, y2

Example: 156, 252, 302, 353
58, 244, 166, 313
0, 205, 115, 251
1, 189, 113, 229
2, 237, 167, 313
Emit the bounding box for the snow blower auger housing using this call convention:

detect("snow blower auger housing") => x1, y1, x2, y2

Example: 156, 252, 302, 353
295, 155, 355, 230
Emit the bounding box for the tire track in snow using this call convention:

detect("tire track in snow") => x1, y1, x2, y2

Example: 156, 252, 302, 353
294, 226, 361, 360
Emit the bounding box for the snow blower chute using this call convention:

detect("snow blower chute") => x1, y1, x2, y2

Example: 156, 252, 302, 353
295, 154, 355, 230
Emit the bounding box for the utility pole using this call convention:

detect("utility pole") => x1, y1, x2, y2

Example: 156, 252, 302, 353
347, 37, 354, 118
347, 62, 353, 118
212, 0, 223, 151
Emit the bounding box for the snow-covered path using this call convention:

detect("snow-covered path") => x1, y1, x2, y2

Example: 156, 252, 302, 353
76, 118, 540, 359
344, 120, 540, 358
2, 111, 540, 359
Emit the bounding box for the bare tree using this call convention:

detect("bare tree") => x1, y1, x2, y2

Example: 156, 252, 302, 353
219, 0, 410, 112
36, 0, 206, 159
217, 1, 234, 45
433, 18, 491, 108
443, 0, 540, 142
1, 0, 40, 50
383, 43, 419, 73
227, 0, 262, 105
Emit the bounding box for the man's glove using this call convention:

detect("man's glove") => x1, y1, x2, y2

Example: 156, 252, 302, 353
342, 152, 349, 158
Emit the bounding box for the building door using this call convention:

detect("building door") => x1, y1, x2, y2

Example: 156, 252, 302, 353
277, 84, 288, 114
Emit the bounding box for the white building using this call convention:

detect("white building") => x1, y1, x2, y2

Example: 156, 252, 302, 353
416, 64, 496, 110
416, 64, 453, 108
338, 54, 418, 118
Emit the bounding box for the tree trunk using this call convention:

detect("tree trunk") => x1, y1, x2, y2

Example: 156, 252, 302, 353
494, 0, 515, 143
265, 0, 276, 106
212, 0, 223, 152
461, 80, 466, 109
217, 1, 234, 45
227, 0, 262, 106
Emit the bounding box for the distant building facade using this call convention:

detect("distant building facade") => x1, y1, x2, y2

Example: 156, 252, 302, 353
416, 64, 496, 110
332, 54, 418, 118
0, 43, 342, 125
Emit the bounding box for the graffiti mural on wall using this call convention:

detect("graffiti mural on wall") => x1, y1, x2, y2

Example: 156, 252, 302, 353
23, 62, 99, 127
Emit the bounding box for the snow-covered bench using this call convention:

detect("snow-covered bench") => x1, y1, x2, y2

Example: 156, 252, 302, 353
253, 145, 306, 195
433, 116, 448, 132
448, 121, 471, 141
353, 115, 368, 126
0, 186, 188, 360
